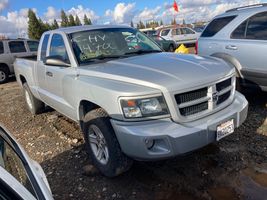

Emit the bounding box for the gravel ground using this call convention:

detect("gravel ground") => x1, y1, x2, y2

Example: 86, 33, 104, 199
0, 80, 266, 200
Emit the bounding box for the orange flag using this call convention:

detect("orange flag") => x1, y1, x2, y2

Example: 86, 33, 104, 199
173, 0, 179, 12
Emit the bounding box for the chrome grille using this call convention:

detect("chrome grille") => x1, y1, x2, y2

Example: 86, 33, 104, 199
175, 77, 234, 118
175, 88, 207, 104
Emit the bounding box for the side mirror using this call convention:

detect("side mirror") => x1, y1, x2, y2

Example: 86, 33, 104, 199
44, 56, 71, 67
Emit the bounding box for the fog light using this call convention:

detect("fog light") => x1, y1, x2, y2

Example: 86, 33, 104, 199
144, 138, 155, 149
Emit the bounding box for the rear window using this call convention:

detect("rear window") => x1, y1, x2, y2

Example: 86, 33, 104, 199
0, 42, 3, 54
27, 41, 39, 52
40, 35, 49, 61
8, 41, 26, 53
201, 16, 236, 37
160, 29, 170, 36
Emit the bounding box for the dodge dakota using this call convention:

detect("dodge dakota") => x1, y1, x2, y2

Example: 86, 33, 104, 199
14, 25, 248, 177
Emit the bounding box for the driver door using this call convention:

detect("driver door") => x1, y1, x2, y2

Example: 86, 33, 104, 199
43, 33, 77, 119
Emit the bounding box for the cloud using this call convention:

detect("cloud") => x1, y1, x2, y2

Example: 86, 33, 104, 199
0, 0, 8, 11
0, 8, 32, 38
68, 5, 99, 24
105, 3, 136, 24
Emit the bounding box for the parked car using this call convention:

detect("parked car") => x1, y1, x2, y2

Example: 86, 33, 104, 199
158, 26, 200, 45
0, 125, 53, 200
197, 3, 267, 91
140, 29, 157, 36
150, 35, 177, 52
0, 39, 39, 84
193, 26, 205, 33
14, 25, 248, 177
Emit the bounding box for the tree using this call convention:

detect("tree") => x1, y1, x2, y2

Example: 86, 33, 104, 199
137, 20, 145, 29
28, 9, 43, 40
83, 14, 92, 25
183, 19, 186, 25
68, 14, 76, 26
61, 10, 69, 27
160, 20, 164, 26
75, 15, 81, 26
51, 19, 59, 29
130, 20, 134, 28
171, 18, 177, 25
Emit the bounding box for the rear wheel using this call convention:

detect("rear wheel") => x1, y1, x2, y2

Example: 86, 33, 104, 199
0, 66, 9, 84
23, 83, 45, 114
169, 44, 175, 52
83, 108, 133, 177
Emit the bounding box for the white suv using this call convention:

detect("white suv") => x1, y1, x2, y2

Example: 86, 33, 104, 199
197, 4, 267, 91
158, 26, 200, 45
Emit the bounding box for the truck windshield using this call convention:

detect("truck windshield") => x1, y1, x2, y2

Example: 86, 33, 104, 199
69, 28, 162, 65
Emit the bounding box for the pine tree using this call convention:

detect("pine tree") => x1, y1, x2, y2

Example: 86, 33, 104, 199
130, 21, 134, 28
183, 19, 186, 25
28, 9, 43, 40
138, 20, 145, 29
51, 19, 59, 29
69, 14, 76, 26
171, 18, 177, 25
61, 10, 69, 27
160, 20, 163, 26
75, 15, 81, 26
83, 14, 92, 25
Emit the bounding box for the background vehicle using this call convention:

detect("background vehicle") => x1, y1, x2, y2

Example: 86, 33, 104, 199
0, 125, 53, 200
14, 25, 248, 177
158, 26, 200, 45
140, 28, 157, 36
0, 39, 39, 84
197, 3, 267, 91
150, 35, 177, 52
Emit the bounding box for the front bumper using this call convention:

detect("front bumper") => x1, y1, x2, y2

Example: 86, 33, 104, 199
111, 92, 248, 161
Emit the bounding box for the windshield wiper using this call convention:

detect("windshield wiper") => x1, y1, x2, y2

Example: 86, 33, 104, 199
124, 49, 162, 55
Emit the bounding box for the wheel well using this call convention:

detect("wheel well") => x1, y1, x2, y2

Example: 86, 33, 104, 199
19, 75, 27, 84
79, 100, 103, 120
0, 63, 10, 74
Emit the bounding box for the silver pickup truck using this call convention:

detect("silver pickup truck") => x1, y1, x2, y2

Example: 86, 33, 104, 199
0, 39, 39, 84
14, 25, 248, 177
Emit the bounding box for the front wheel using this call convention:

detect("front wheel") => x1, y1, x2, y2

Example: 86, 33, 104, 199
169, 44, 175, 52
23, 83, 44, 115
0, 66, 9, 84
83, 108, 133, 177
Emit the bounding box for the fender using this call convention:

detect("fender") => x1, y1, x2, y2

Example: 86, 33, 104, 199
211, 53, 243, 78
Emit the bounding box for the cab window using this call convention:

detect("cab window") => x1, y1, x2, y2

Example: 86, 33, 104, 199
161, 29, 170, 36
40, 34, 49, 61
27, 41, 39, 52
0, 136, 36, 198
49, 34, 69, 63
8, 41, 26, 53
0, 42, 3, 54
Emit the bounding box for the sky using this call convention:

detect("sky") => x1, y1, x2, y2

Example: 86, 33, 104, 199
0, 0, 266, 38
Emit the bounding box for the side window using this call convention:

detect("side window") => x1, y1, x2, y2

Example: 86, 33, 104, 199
0, 42, 3, 54
40, 34, 49, 61
183, 28, 195, 34
201, 16, 236, 37
231, 20, 247, 39
161, 29, 170, 36
0, 136, 36, 198
8, 41, 26, 53
49, 34, 69, 63
27, 41, 39, 52
246, 11, 267, 40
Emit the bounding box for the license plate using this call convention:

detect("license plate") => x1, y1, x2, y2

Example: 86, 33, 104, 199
216, 119, 234, 141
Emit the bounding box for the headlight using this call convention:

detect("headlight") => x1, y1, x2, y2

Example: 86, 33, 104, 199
120, 96, 169, 118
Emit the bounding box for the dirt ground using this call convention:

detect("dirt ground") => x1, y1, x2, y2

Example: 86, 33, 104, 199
0, 79, 266, 200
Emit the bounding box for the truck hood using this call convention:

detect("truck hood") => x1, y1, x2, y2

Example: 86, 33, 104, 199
78, 53, 234, 92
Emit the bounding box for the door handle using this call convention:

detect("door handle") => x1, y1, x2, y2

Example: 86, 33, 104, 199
225, 45, 238, 50
46, 71, 53, 77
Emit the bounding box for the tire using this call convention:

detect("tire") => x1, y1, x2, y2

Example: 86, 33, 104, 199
0, 66, 9, 84
169, 44, 174, 52
83, 108, 133, 177
23, 83, 45, 115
